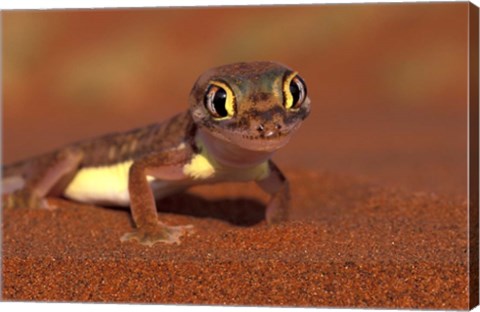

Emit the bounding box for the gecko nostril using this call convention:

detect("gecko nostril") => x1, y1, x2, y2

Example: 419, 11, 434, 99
256, 124, 265, 132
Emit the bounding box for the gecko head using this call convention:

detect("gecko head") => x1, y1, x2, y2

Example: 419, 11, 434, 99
189, 61, 310, 152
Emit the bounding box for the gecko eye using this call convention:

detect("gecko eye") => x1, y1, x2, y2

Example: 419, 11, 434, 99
283, 73, 307, 110
204, 81, 235, 119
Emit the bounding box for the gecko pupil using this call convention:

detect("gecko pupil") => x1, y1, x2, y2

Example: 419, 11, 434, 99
290, 80, 300, 106
213, 88, 228, 117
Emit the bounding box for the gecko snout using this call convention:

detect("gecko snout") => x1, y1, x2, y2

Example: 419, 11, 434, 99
256, 122, 283, 138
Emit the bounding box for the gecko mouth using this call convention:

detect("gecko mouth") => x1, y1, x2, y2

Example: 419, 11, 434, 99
200, 121, 301, 153
226, 130, 294, 152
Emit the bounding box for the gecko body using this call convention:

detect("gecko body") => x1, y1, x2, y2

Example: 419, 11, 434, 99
2, 61, 311, 246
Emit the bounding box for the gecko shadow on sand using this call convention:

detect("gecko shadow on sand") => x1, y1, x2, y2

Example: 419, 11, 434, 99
152, 193, 266, 227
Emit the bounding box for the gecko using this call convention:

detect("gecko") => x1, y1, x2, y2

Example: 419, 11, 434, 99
2, 61, 311, 246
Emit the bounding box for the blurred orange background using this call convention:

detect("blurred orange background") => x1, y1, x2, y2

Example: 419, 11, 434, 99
2, 3, 470, 195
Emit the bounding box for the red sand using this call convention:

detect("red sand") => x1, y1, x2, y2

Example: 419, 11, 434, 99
2, 170, 469, 309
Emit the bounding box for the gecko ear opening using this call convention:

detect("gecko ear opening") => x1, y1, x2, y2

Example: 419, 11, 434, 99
204, 81, 236, 120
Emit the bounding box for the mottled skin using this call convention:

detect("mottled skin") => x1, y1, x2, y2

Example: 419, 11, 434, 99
2, 61, 311, 246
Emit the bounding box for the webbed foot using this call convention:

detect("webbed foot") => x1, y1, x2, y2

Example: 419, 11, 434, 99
2, 190, 51, 210
120, 223, 194, 247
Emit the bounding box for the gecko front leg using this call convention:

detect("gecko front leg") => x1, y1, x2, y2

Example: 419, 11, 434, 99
256, 160, 291, 224
120, 149, 194, 247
